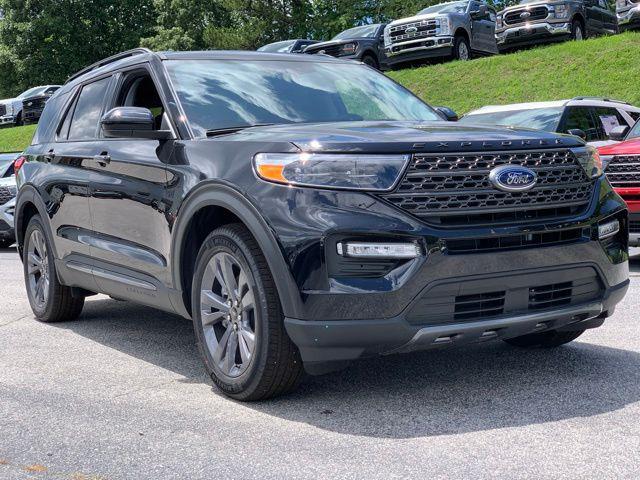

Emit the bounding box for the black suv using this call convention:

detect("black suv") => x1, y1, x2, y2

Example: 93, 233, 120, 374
16, 48, 629, 400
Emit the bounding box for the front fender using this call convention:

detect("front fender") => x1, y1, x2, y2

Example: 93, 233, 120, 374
170, 181, 305, 319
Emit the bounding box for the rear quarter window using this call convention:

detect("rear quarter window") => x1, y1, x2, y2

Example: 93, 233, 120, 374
31, 91, 69, 146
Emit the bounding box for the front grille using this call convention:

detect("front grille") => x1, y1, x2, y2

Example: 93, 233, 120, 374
454, 291, 505, 320
0, 104, 5, 116
306, 44, 341, 56
504, 6, 549, 25
380, 150, 594, 227
388, 20, 438, 44
630, 221, 640, 233
605, 155, 640, 187
406, 267, 602, 326
23, 97, 46, 110
445, 227, 586, 254
0, 186, 15, 205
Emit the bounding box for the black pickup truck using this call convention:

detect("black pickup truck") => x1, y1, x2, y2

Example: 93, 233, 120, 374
15, 48, 629, 400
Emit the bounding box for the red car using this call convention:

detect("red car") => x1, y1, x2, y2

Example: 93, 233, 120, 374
600, 120, 640, 246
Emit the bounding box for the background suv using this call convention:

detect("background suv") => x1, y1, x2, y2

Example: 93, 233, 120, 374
460, 97, 640, 147
22, 85, 61, 125
303, 24, 387, 69
15, 48, 629, 401
257, 39, 319, 54
384, 1, 498, 66
496, 0, 617, 52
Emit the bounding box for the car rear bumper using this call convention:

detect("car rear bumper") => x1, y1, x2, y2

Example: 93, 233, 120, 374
496, 22, 571, 50
385, 36, 454, 65
286, 275, 629, 373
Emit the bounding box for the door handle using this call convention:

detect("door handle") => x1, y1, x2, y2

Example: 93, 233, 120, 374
93, 153, 111, 167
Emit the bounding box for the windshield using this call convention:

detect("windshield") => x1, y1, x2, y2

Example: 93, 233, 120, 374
17, 86, 48, 99
258, 40, 295, 53
627, 120, 640, 140
332, 25, 380, 40
459, 107, 564, 132
165, 59, 441, 137
418, 2, 468, 14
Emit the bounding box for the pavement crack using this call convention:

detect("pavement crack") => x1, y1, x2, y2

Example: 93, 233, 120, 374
111, 380, 177, 400
0, 314, 30, 328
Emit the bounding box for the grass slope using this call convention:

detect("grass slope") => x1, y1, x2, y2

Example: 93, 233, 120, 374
389, 31, 640, 115
0, 124, 36, 153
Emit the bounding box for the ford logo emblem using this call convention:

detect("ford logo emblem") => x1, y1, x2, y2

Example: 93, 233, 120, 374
520, 11, 531, 18
489, 165, 537, 192
405, 26, 418, 33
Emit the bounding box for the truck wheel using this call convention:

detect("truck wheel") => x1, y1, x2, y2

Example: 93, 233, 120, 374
23, 215, 84, 322
362, 54, 379, 70
453, 35, 471, 61
504, 329, 585, 348
15, 112, 23, 127
571, 20, 585, 41
192, 224, 303, 401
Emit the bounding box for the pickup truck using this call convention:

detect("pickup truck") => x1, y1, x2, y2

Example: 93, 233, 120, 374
384, 0, 498, 67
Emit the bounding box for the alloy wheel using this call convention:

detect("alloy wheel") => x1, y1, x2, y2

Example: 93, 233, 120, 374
575, 25, 583, 41
458, 42, 470, 61
27, 229, 49, 309
200, 252, 257, 378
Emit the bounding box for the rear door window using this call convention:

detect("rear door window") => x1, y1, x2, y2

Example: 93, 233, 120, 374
67, 77, 112, 141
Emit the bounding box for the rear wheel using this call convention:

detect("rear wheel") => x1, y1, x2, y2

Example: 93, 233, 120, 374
23, 215, 84, 322
192, 224, 303, 401
504, 329, 585, 348
454, 35, 471, 61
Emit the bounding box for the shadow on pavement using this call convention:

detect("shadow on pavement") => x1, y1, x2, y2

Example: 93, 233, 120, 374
58, 297, 640, 439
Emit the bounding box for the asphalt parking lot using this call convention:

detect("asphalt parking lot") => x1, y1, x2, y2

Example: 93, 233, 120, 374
1, 246, 640, 480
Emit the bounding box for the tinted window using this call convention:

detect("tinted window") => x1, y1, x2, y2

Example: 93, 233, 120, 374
68, 77, 111, 141
166, 59, 441, 137
459, 107, 564, 132
562, 107, 600, 141
32, 91, 69, 145
332, 25, 381, 40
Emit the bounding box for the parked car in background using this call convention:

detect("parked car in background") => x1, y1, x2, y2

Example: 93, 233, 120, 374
496, 0, 617, 52
303, 24, 388, 69
0, 153, 19, 248
600, 120, 640, 245
15, 48, 629, 401
257, 39, 319, 54
384, 1, 498, 67
22, 85, 61, 125
460, 98, 640, 147
0, 86, 61, 127
617, 0, 640, 30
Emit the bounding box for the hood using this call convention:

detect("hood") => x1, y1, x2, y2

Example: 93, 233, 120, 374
599, 137, 640, 156
0, 97, 17, 105
388, 12, 443, 26
220, 121, 585, 153
501, 1, 562, 12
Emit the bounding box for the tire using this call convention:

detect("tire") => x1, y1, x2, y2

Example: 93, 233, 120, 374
23, 215, 84, 322
191, 224, 303, 401
571, 19, 585, 41
361, 54, 379, 70
504, 329, 585, 348
453, 35, 471, 61
15, 112, 22, 127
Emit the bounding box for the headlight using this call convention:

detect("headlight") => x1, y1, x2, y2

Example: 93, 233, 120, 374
4, 103, 13, 115
384, 27, 392, 47
551, 4, 570, 18
496, 15, 504, 29
573, 146, 603, 179
339, 43, 358, 56
253, 152, 410, 191
600, 155, 614, 170
437, 17, 453, 36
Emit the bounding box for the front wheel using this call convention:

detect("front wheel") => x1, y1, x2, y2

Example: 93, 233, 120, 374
453, 36, 471, 61
571, 20, 585, 41
504, 329, 585, 348
361, 54, 380, 70
192, 224, 303, 401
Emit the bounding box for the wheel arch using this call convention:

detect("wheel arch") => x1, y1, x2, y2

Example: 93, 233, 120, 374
572, 13, 586, 30
171, 181, 303, 320
15, 184, 56, 261
454, 27, 470, 42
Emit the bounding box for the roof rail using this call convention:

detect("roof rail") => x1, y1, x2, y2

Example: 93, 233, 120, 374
571, 96, 631, 106
65, 48, 153, 85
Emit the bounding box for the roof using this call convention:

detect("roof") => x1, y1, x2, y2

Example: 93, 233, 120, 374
467, 98, 640, 116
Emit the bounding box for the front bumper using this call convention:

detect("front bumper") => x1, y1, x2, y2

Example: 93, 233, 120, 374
23, 108, 44, 124
496, 22, 571, 50
0, 114, 16, 126
384, 36, 454, 65
618, 6, 640, 30
629, 212, 640, 246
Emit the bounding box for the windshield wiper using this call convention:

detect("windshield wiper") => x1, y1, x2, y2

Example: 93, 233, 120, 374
206, 123, 275, 137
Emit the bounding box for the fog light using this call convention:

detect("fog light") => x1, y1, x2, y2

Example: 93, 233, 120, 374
598, 219, 620, 240
336, 242, 421, 259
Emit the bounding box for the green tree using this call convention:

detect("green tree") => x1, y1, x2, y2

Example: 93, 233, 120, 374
0, 0, 156, 97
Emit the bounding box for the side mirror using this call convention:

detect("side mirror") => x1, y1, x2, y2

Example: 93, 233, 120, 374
567, 128, 587, 140
435, 106, 459, 122
100, 107, 172, 140
471, 5, 488, 18
609, 125, 629, 141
